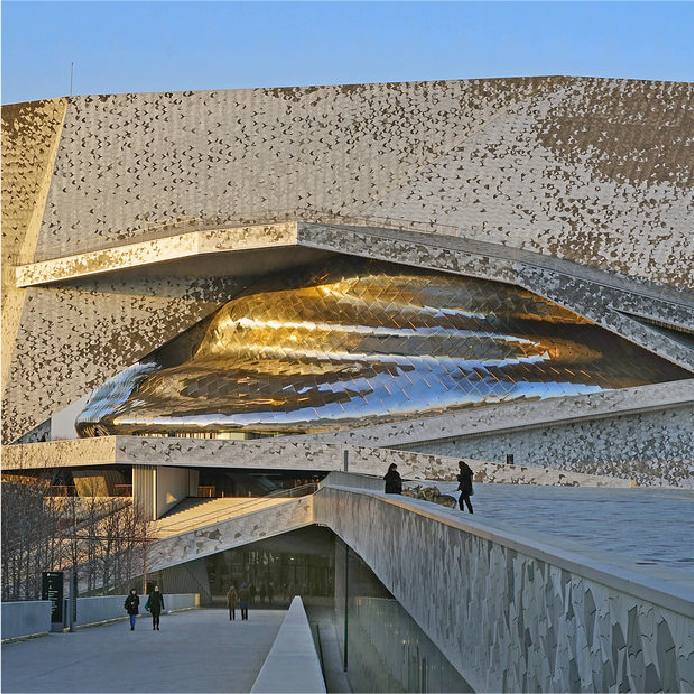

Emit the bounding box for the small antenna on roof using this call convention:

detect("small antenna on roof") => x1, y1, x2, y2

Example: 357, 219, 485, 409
70, 62, 74, 98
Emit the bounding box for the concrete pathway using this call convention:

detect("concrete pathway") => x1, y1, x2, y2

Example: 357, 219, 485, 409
1, 609, 285, 693
428, 482, 694, 574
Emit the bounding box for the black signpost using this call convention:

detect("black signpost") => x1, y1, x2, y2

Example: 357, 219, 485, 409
42, 571, 64, 631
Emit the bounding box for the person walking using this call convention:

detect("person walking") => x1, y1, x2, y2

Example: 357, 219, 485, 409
259, 583, 267, 605
124, 588, 139, 630
267, 583, 274, 606
384, 463, 402, 494
227, 584, 238, 620
457, 461, 474, 514
146, 584, 165, 630
238, 582, 250, 620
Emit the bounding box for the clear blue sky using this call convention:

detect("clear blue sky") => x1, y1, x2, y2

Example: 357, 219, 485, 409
2, 1, 693, 104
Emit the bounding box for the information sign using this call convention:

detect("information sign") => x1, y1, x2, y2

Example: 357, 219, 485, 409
42, 571, 64, 623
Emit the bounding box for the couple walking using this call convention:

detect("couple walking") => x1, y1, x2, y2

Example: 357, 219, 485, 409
227, 582, 250, 620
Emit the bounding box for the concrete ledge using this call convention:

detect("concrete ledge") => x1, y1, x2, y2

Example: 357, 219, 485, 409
0, 437, 640, 489
15, 223, 298, 286
251, 596, 326, 694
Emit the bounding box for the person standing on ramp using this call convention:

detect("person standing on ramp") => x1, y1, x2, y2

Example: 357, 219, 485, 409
457, 461, 474, 514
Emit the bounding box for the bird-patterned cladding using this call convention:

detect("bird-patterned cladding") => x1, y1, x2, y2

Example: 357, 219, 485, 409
76, 259, 687, 436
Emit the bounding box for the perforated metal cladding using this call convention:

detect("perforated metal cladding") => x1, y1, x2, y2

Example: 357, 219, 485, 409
76, 260, 688, 436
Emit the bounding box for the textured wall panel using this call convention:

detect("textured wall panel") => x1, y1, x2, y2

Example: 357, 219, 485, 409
1, 275, 242, 443
1, 99, 66, 394
28, 78, 694, 288
35, 80, 530, 260
365, 78, 694, 287
146, 496, 314, 571
315, 487, 694, 693
396, 404, 694, 488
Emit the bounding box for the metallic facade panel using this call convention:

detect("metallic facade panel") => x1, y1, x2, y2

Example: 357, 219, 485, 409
76, 260, 687, 436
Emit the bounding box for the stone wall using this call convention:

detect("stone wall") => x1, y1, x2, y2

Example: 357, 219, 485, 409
315, 486, 694, 693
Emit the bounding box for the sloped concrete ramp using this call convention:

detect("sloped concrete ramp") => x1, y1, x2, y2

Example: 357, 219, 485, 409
147, 496, 313, 572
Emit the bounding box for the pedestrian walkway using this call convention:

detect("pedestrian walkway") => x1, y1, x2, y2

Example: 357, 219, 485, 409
431, 481, 694, 574
1, 608, 286, 693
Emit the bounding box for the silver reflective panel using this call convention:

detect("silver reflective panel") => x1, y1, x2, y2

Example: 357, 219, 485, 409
76, 259, 688, 436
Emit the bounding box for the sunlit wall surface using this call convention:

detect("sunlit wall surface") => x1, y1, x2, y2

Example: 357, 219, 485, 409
76, 259, 687, 436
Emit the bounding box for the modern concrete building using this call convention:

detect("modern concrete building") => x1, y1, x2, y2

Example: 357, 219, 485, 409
2, 77, 693, 692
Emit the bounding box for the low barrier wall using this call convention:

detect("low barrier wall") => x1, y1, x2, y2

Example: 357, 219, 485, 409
71, 595, 130, 627
1, 601, 52, 640
320, 471, 384, 492
250, 596, 326, 693
315, 484, 694, 693
69, 592, 198, 627
2, 593, 199, 640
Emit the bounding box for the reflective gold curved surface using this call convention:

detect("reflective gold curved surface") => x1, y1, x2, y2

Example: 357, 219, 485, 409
76, 259, 687, 436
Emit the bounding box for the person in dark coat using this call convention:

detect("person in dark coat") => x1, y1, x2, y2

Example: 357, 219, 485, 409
226, 585, 238, 620
238, 582, 250, 620
457, 461, 474, 514
146, 584, 165, 630
124, 588, 139, 630
384, 463, 402, 494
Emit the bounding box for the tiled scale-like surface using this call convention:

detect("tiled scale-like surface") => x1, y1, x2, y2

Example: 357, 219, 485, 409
76, 259, 688, 436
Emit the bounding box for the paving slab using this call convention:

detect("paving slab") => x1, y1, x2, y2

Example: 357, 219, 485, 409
426, 482, 694, 575
1, 608, 285, 693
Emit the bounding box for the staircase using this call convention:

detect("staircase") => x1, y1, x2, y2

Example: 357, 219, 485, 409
151, 497, 296, 539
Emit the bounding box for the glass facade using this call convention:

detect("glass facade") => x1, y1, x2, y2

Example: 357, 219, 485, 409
333, 537, 473, 693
